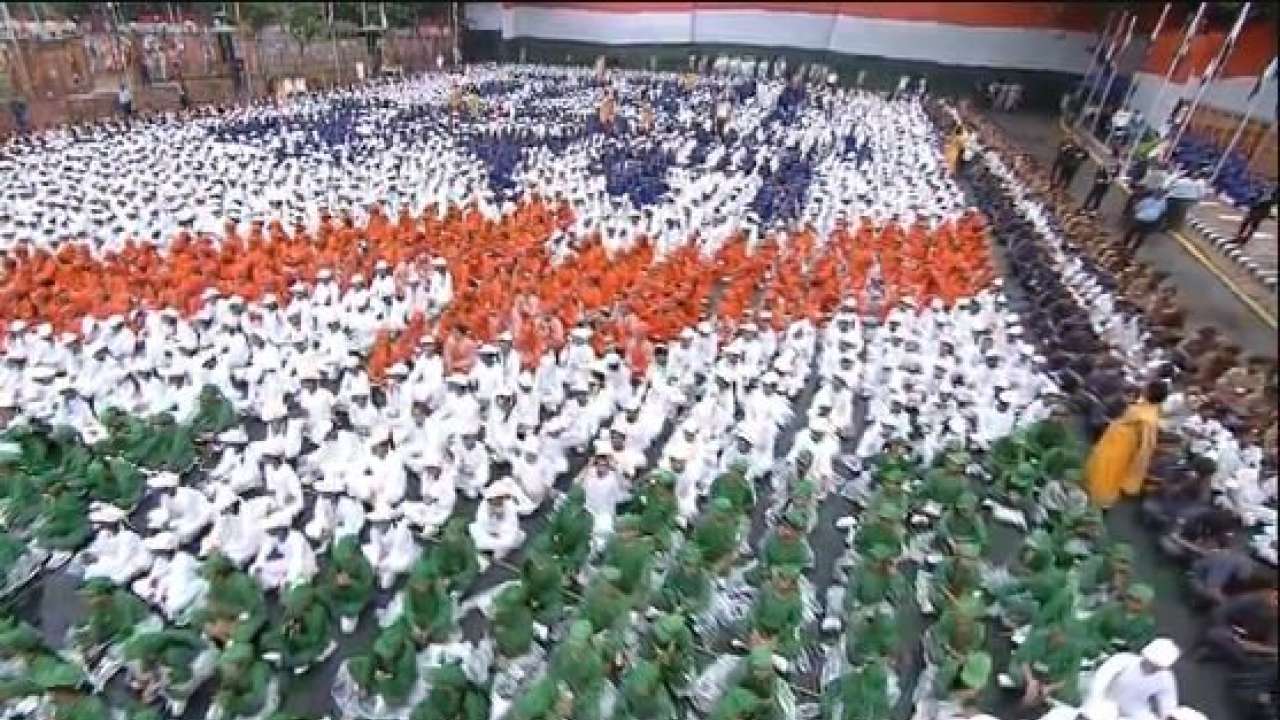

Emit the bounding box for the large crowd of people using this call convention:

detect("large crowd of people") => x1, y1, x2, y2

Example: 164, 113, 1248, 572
0, 62, 1271, 720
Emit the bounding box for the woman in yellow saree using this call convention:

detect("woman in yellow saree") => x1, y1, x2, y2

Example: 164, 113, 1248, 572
1085, 381, 1169, 508
944, 126, 966, 175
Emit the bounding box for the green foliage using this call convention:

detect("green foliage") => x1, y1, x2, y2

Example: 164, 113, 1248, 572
284, 2, 326, 54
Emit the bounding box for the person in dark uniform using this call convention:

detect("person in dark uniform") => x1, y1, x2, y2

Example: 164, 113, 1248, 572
1234, 187, 1276, 243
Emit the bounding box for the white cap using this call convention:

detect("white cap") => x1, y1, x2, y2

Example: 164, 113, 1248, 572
484, 477, 522, 499
1140, 638, 1180, 669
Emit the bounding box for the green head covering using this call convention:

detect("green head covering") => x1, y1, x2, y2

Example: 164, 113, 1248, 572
600, 566, 622, 584
748, 647, 774, 673
1127, 583, 1154, 604
782, 509, 807, 529
677, 544, 703, 565
959, 651, 992, 690
649, 469, 676, 487
568, 620, 593, 643
711, 497, 733, 513
953, 542, 980, 559
955, 491, 979, 511
654, 614, 686, 642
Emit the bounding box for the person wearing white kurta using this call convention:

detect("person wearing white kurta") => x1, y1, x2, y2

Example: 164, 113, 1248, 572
470, 485, 525, 560
582, 444, 627, 542
1085, 639, 1181, 720
362, 521, 420, 590
446, 426, 490, 500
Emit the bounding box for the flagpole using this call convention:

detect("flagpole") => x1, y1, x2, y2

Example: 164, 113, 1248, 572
1121, 3, 1206, 182
1078, 10, 1129, 131
1106, 3, 1171, 148
1165, 2, 1252, 162
1210, 62, 1274, 182
1090, 13, 1138, 136
1075, 9, 1120, 127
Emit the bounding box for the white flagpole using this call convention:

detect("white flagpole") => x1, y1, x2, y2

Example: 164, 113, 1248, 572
1106, 3, 1171, 147
1121, 3, 1206, 181
1090, 13, 1138, 136
1166, 2, 1252, 162
1210, 57, 1276, 182
1077, 10, 1126, 129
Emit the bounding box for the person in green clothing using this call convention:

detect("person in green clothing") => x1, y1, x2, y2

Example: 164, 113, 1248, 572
188, 385, 238, 437
71, 579, 149, 662
538, 487, 593, 573
602, 515, 655, 597
80, 456, 144, 510
262, 583, 334, 671
708, 687, 764, 720
0, 615, 86, 699
36, 492, 91, 551
784, 477, 819, 531
618, 659, 678, 720
844, 605, 898, 666
213, 641, 273, 718
508, 678, 575, 720
658, 543, 711, 615
549, 620, 606, 712
853, 499, 904, 558
411, 662, 489, 720
434, 518, 480, 594
582, 566, 631, 633
845, 543, 908, 609
749, 566, 805, 656
825, 657, 894, 720
738, 647, 782, 718
931, 542, 983, 612
1076, 542, 1135, 597
403, 555, 456, 646
644, 612, 695, 689
492, 582, 535, 658
633, 470, 678, 549
194, 555, 267, 645
319, 536, 375, 632
49, 694, 111, 720
917, 460, 970, 507
1004, 621, 1087, 708
936, 492, 988, 553
1086, 583, 1156, 654
520, 548, 565, 623
694, 497, 742, 574
926, 594, 989, 698
122, 628, 211, 704
750, 510, 813, 583
710, 461, 756, 516
348, 619, 420, 707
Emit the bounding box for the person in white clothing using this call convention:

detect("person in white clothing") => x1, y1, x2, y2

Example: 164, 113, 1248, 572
1086, 638, 1181, 720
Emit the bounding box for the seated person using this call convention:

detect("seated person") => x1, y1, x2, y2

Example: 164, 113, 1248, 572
1195, 588, 1279, 668
1142, 455, 1217, 529
1160, 506, 1239, 563
1187, 545, 1266, 610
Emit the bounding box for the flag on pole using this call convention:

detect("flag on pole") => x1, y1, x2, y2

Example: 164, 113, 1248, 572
1200, 2, 1251, 84
1247, 57, 1277, 99
1169, 3, 1207, 77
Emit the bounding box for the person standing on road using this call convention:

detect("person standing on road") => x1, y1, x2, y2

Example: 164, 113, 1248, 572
1083, 164, 1114, 212
117, 82, 134, 119
1235, 186, 1277, 243
1124, 192, 1168, 253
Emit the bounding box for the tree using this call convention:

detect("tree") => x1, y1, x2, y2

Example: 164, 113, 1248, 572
238, 1, 282, 38
284, 2, 325, 56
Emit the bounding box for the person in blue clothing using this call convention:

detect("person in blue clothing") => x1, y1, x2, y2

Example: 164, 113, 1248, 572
1124, 191, 1167, 253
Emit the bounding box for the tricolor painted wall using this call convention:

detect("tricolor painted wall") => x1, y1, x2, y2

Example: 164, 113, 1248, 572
466, 2, 1101, 73
1126, 21, 1277, 125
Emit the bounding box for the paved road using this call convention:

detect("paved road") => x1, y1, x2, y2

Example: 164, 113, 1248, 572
989, 111, 1278, 361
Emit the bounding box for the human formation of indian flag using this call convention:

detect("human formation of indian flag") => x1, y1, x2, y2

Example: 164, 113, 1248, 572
0, 65, 1064, 719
